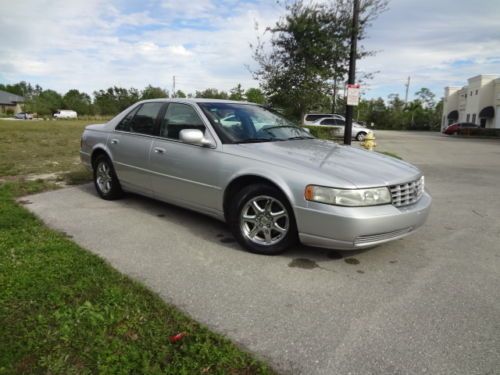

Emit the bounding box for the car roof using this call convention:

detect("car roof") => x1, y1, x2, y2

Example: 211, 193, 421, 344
139, 98, 254, 105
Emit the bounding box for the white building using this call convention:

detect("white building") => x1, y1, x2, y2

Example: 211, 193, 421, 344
442, 74, 500, 130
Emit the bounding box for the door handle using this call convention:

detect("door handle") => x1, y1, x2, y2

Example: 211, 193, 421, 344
153, 147, 165, 154
110, 139, 119, 145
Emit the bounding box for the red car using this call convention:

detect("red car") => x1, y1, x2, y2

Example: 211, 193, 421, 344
443, 122, 479, 135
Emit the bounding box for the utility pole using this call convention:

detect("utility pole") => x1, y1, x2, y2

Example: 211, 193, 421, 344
343, 0, 359, 145
404, 76, 411, 105
172, 75, 176, 98
332, 78, 337, 114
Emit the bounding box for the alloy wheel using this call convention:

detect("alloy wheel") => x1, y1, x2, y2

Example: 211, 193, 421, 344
96, 161, 112, 194
240, 195, 289, 246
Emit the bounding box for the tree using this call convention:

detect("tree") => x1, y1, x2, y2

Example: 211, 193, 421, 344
229, 84, 245, 101
175, 90, 187, 98
63, 89, 92, 115
195, 88, 229, 99
141, 85, 168, 100
415, 87, 436, 109
251, 0, 388, 120
245, 88, 266, 104
25, 89, 63, 116
93, 87, 140, 115
0, 81, 38, 99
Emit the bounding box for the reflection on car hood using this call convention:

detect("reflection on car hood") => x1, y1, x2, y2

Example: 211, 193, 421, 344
224, 139, 420, 188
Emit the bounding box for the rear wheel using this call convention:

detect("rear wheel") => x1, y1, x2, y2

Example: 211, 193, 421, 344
228, 184, 298, 255
93, 155, 123, 200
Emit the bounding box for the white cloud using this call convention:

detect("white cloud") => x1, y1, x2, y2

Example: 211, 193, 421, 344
358, 0, 500, 99
0, 0, 498, 99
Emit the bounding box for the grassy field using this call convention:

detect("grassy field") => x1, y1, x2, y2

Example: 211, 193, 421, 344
0, 119, 92, 182
0, 120, 274, 374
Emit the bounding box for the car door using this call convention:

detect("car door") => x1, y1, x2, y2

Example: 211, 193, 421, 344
109, 102, 164, 195
149, 102, 223, 214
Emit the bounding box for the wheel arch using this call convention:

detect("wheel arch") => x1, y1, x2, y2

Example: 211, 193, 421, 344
222, 174, 295, 221
90, 147, 111, 168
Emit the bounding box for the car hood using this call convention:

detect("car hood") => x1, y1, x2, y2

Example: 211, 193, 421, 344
224, 139, 421, 188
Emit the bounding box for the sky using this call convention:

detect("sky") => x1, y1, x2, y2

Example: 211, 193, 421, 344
0, 0, 499, 101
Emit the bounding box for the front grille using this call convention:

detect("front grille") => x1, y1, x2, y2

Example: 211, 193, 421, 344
355, 227, 413, 246
390, 177, 424, 207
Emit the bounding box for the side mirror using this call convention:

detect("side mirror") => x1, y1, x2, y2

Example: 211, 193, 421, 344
179, 129, 213, 147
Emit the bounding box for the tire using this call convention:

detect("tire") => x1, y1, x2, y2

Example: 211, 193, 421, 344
228, 183, 298, 255
356, 132, 367, 141
93, 155, 123, 200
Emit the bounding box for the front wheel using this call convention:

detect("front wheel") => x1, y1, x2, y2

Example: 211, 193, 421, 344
356, 132, 367, 141
93, 155, 123, 200
228, 184, 298, 255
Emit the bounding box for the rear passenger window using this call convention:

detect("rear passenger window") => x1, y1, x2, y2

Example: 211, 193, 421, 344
130, 103, 163, 135
160, 103, 205, 140
116, 106, 140, 132
320, 119, 336, 125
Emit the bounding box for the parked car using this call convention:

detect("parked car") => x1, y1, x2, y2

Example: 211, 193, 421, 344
443, 122, 479, 135
303, 113, 344, 126
313, 117, 373, 141
54, 110, 78, 119
14, 112, 33, 120
80, 99, 431, 255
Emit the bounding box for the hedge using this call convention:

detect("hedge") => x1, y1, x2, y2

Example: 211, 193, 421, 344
457, 128, 500, 138
304, 125, 339, 140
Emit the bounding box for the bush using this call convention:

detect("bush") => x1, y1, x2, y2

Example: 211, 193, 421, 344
304, 125, 337, 140
5, 108, 14, 116
458, 128, 500, 138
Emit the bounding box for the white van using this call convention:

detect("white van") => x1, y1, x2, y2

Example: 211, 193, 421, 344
303, 113, 344, 125
54, 110, 78, 119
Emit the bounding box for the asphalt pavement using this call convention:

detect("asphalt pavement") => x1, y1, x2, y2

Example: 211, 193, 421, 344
24, 131, 500, 374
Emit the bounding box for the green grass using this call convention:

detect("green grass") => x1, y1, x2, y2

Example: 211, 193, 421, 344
0, 119, 92, 178
0, 180, 274, 374
0, 121, 274, 373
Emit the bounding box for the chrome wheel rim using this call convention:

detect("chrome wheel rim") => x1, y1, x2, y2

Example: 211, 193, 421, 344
240, 195, 289, 246
357, 133, 366, 141
96, 161, 112, 194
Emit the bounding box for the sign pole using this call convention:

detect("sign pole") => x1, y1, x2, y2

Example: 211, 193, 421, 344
343, 0, 360, 145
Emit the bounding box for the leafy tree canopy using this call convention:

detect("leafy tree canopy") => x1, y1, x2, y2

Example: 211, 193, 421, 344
141, 85, 168, 100
251, 0, 388, 120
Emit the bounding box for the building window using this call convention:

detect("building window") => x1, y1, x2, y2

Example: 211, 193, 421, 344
466, 113, 470, 122
475, 89, 478, 95
470, 91, 473, 96
472, 114, 476, 124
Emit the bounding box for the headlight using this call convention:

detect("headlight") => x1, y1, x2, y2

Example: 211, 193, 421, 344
305, 185, 391, 206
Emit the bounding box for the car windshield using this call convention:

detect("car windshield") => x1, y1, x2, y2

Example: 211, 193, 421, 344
198, 102, 314, 143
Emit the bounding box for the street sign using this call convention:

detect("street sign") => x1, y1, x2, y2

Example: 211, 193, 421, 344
346, 84, 361, 106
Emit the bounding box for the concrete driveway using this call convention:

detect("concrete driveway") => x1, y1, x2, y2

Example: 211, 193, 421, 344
25, 131, 500, 374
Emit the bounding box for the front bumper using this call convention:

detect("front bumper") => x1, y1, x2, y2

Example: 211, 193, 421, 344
295, 192, 432, 250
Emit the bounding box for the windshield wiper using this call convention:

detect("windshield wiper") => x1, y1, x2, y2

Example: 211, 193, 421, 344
286, 136, 315, 140
236, 138, 275, 143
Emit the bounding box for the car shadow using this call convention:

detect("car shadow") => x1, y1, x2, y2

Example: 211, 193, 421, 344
76, 183, 373, 262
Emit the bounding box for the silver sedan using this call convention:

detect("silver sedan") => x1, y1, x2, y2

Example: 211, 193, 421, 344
80, 99, 431, 255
